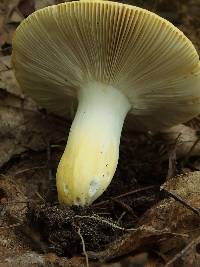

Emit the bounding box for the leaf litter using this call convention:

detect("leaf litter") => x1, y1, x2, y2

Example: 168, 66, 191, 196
0, 0, 200, 266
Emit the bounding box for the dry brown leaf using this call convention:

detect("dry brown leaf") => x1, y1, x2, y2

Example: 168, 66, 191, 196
0, 56, 22, 95
0, 177, 27, 220
139, 172, 200, 266
0, 252, 47, 267
0, 177, 32, 267
87, 172, 200, 263
44, 254, 86, 267
0, 55, 12, 69
88, 226, 173, 262
160, 124, 200, 158
0, 105, 66, 168
0, 0, 24, 58
162, 171, 200, 198
0, 58, 8, 72
139, 172, 200, 230
0, 69, 21, 95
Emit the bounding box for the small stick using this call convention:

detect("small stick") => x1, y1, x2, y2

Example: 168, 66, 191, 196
117, 211, 126, 224
35, 191, 45, 202
75, 215, 188, 237
93, 185, 157, 207
164, 234, 200, 267
75, 215, 137, 232
162, 188, 200, 216
14, 166, 46, 175
111, 198, 137, 218
111, 185, 157, 199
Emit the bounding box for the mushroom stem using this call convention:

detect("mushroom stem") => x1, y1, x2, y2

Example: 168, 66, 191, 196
56, 82, 131, 206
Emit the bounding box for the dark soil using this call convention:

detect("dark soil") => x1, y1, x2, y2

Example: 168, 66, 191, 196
25, 130, 169, 257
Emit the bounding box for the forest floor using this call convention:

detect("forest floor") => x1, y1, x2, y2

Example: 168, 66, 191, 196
0, 1, 200, 266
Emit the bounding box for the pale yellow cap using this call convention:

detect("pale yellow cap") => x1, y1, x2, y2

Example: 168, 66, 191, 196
12, 1, 200, 130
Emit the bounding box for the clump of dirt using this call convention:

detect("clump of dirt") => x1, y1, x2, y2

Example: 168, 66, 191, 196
27, 205, 124, 256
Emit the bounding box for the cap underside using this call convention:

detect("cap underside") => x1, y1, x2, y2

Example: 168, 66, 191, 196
12, 1, 200, 130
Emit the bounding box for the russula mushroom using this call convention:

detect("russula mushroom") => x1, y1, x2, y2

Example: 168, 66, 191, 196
12, 0, 200, 206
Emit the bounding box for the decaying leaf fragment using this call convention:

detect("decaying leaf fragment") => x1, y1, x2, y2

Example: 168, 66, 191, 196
88, 225, 174, 262
162, 171, 200, 198
88, 172, 200, 265
160, 124, 200, 159
0, 105, 66, 168
0, 56, 22, 95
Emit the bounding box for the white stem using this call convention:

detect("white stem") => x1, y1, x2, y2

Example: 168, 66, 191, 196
56, 82, 131, 206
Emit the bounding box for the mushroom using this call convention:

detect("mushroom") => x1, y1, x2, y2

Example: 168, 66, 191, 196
12, 0, 200, 206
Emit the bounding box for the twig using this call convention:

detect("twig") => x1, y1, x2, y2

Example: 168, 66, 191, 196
93, 185, 157, 207
0, 175, 26, 199
14, 166, 46, 175
74, 215, 138, 232
75, 215, 188, 241
111, 185, 157, 199
111, 198, 137, 218
117, 211, 126, 224
162, 188, 200, 216
35, 192, 45, 202
164, 234, 200, 266
77, 227, 89, 267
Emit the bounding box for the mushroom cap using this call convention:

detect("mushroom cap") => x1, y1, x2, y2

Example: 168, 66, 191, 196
12, 0, 200, 131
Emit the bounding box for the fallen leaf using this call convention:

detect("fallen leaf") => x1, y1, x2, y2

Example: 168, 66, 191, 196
88, 226, 173, 262
139, 172, 200, 266
0, 56, 22, 95
0, 55, 12, 69
160, 124, 200, 158
162, 171, 200, 198
0, 69, 21, 95
0, 177, 27, 220
0, 105, 66, 168
0, 252, 45, 267
88, 172, 200, 263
